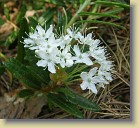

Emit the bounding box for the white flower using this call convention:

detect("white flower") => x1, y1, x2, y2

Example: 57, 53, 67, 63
66, 28, 76, 38
35, 49, 59, 73
57, 46, 73, 68
23, 38, 44, 50
80, 67, 98, 94
99, 60, 113, 71
98, 65, 113, 81
23, 24, 114, 94
36, 25, 54, 39
89, 46, 106, 61
39, 37, 59, 53
57, 35, 72, 49
72, 45, 93, 65
78, 33, 93, 45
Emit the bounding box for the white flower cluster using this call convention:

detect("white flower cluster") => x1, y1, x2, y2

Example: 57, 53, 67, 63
23, 24, 113, 94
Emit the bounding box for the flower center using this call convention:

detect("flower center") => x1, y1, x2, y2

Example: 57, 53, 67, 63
47, 45, 50, 48
79, 55, 82, 59
87, 78, 91, 83
48, 59, 51, 62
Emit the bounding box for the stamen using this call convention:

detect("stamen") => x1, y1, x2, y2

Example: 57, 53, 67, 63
25, 32, 29, 36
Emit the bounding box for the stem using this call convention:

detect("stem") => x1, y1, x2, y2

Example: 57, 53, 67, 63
67, 65, 88, 79
67, 78, 82, 85
66, 0, 91, 29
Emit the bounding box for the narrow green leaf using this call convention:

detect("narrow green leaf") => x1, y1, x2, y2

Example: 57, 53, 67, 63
51, 0, 65, 6
3, 58, 42, 90
79, 12, 120, 19
0, 65, 5, 75
28, 17, 38, 30
56, 11, 66, 34
58, 88, 101, 112
0, 18, 5, 26
4, 7, 10, 20
76, 20, 125, 29
104, 8, 124, 14
95, 1, 130, 9
48, 93, 83, 118
24, 49, 50, 85
38, 8, 55, 26
26, 65, 50, 85
18, 89, 34, 98
17, 17, 29, 63
16, 4, 27, 24
5, 30, 18, 46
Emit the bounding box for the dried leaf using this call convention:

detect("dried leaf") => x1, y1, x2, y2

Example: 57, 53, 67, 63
0, 93, 47, 119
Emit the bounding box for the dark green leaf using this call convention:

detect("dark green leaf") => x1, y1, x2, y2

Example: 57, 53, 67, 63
0, 18, 5, 26
3, 58, 43, 90
38, 8, 55, 26
18, 89, 34, 98
28, 17, 38, 31
0, 65, 5, 75
51, 0, 65, 6
76, 20, 125, 29
56, 11, 66, 34
95, 1, 130, 9
79, 12, 120, 19
48, 93, 83, 118
17, 17, 29, 63
24, 49, 50, 85
16, 4, 27, 24
104, 8, 124, 15
58, 88, 101, 112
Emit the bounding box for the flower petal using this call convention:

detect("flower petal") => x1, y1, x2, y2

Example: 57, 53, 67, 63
73, 45, 80, 55
88, 84, 98, 94
48, 62, 56, 73
89, 67, 98, 77
36, 60, 48, 67
80, 72, 88, 81
80, 81, 88, 90
83, 57, 93, 66
36, 25, 45, 36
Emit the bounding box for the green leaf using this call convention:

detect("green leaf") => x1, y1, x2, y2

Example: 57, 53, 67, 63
76, 20, 125, 29
4, 7, 10, 20
38, 8, 55, 26
18, 89, 34, 98
95, 1, 130, 9
103, 8, 124, 15
79, 12, 120, 19
0, 18, 5, 26
5, 30, 18, 46
24, 49, 50, 85
17, 17, 29, 63
28, 17, 38, 31
51, 0, 65, 6
16, 4, 27, 24
58, 88, 101, 112
56, 11, 66, 34
0, 65, 5, 75
3, 58, 43, 90
32, 0, 45, 10
79, 0, 84, 4
48, 93, 83, 118
25, 49, 38, 64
